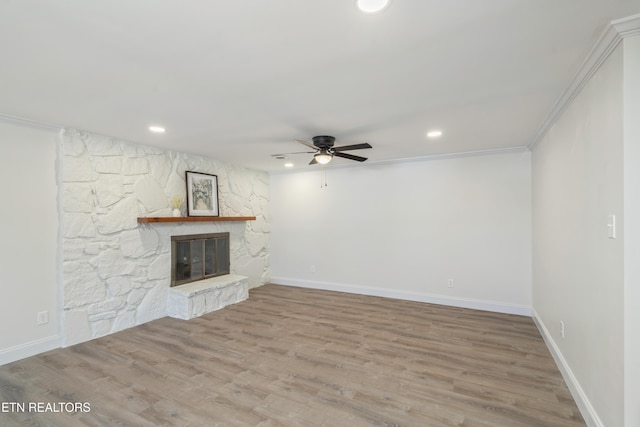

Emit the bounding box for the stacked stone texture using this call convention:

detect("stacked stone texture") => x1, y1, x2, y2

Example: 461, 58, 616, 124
61, 129, 270, 346
166, 274, 249, 320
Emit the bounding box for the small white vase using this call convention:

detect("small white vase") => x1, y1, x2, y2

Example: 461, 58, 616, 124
172, 208, 181, 217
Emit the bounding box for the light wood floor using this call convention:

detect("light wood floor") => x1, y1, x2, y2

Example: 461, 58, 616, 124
0, 284, 584, 426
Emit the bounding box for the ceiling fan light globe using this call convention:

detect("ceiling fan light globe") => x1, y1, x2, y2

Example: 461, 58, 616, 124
315, 153, 333, 165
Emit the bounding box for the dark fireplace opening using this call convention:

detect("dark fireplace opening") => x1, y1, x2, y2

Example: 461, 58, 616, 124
171, 232, 230, 287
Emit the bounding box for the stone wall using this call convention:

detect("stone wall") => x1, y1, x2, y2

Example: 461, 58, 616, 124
61, 129, 270, 346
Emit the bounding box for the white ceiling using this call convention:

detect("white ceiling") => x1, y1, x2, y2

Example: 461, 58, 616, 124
2, 1, 639, 172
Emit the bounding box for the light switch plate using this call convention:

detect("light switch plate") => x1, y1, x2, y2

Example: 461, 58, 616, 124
607, 214, 616, 239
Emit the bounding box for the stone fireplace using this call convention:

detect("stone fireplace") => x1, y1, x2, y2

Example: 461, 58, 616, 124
61, 129, 269, 345
167, 232, 249, 320
167, 232, 248, 320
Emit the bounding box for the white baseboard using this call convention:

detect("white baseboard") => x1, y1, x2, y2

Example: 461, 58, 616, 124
0, 335, 60, 366
531, 309, 602, 427
270, 277, 531, 316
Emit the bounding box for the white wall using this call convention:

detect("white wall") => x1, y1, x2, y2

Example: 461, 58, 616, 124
0, 119, 61, 365
270, 151, 532, 315
532, 45, 624, 427
623, 34, 640, 427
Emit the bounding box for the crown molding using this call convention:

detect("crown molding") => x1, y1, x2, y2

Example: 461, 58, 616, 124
528, 13, 640, 150
0, 112, 61, 131
364, 146, 530, 167
612, 12, 640, 38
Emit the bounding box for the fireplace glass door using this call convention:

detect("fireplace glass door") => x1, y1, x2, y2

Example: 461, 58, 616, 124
171, 233, 230, 287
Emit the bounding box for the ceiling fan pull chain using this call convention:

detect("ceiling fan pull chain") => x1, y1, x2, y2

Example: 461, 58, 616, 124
319, 167, 328, 188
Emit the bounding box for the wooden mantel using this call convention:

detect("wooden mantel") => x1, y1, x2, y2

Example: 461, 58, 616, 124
137, 216, 256, 224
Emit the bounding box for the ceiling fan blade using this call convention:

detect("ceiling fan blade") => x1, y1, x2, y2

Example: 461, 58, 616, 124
309, 157, 318, 165
334, 152, 367, 162
295, 139, 318, 150
333, 143, 372, 152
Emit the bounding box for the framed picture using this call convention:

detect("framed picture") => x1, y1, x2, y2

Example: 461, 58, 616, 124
185, 171, 220, 217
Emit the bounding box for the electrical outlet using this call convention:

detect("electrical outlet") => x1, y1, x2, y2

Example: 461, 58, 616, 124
447, 279, 455, 288
560, 321, 565, 339
37, 311, 49, 325
310, 265, 316, 273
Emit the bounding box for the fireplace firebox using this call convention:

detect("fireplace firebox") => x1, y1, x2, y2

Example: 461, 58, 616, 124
171, 233, 230, 287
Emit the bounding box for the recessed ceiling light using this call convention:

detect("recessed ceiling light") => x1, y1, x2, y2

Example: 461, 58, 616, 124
356, 0, 391, 14
284, 162, 294, 168
149, 126, 165, 133
426, 130, 443, 139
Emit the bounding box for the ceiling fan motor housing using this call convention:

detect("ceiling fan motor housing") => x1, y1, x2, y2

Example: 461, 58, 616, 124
312, 135, 335, 148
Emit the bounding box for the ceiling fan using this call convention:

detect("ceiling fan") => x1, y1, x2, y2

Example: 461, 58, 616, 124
273, 135, 372, 165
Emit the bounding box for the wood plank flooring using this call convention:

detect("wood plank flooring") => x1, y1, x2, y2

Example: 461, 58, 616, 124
0, 284, 584, 426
